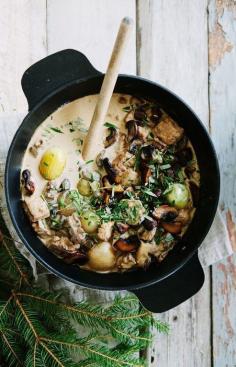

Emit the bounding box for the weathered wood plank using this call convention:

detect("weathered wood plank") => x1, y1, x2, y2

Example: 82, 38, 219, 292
0, 0, 46, 114
209, 1, 236, 365
208, 0, 236, 247
137, 0, 209, 124
137, 1, 211, 366
212, 254, 236, 367
47, 0, 136, 74
0, 0, 47, 275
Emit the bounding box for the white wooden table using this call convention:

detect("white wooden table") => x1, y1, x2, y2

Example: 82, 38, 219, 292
0, 1, 236, 366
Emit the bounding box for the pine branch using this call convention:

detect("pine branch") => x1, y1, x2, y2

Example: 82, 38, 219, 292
0, 211, 169, 366
0, 327, 25, 367
0, 215, 32, 288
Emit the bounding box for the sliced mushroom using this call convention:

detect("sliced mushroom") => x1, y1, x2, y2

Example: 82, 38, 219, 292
142, 217, 157, 230
102, 158, 120, 184
140, 145, 155, 161
21, 169, 35, 195
140, 163, 152, 184
50, 240, 88, 264
134, 110, 147, 121
162, 221, 182, 234
52, 246, 89, 265
152, 205, 178, 222
102, 175, 124, 192
126, 120, 139, 142
114, 235, 140, 252
104, 127, 118, 148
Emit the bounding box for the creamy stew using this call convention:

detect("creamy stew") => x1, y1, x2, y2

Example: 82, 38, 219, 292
21, 94, 200, 273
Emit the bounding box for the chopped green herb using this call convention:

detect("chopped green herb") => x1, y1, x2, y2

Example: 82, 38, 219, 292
104, 122, 118, 130
164, 233, 175, 243
147, 131, 155, 140
154, 228, 165, 245
141, 188, 157, 197
85, 160, 94, 165
160, 164, 171, 170
50, 127, 64, 134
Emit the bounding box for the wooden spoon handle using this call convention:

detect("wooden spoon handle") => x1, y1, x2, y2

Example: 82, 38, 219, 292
82, 17, 133, 161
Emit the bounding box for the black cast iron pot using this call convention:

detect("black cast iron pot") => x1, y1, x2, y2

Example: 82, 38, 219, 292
5, 49, 220, 313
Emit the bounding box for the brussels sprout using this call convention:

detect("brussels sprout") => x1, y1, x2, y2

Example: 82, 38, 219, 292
120, 199, 146, 225
88, 242, 116, 271
77, 178, 92, 196
165, 183, 189, 209
39, 147, 66, 180
80, 210, 100, 233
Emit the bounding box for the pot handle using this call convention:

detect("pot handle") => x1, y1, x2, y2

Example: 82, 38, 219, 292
21, 49, 102, 110
132, 253, 204, 313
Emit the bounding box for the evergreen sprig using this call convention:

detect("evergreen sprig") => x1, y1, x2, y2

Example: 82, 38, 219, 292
0, 212, 169, 366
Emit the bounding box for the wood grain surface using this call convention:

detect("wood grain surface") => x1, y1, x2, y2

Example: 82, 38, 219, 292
0, 1, 235, 366
208, 1, 236, 366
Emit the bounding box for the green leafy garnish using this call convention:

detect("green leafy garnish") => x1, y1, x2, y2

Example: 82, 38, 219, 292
160, 164, 171, 170
50, 127, 64, 133
141, 188, 157, 197
85, 160, 94, 165
104, 122, 118, 130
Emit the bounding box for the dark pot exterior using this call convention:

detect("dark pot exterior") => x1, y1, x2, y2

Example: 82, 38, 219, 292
5, 50, 220, 312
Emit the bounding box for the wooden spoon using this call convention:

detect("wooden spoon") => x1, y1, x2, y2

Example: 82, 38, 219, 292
82, 17, 133, 161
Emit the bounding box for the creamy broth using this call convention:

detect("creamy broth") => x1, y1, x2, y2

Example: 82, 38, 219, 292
23, 94, 128, 197
21, 93, 200, 273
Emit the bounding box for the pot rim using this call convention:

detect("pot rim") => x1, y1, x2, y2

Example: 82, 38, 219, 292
5, 73, 220, 291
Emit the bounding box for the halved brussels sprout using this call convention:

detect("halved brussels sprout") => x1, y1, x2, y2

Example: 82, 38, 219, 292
120, 199, 146, 225
80, 210, 100, 233
165, 183, 189, 209
39, 147, 66, 180
77, 178, 92, 196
